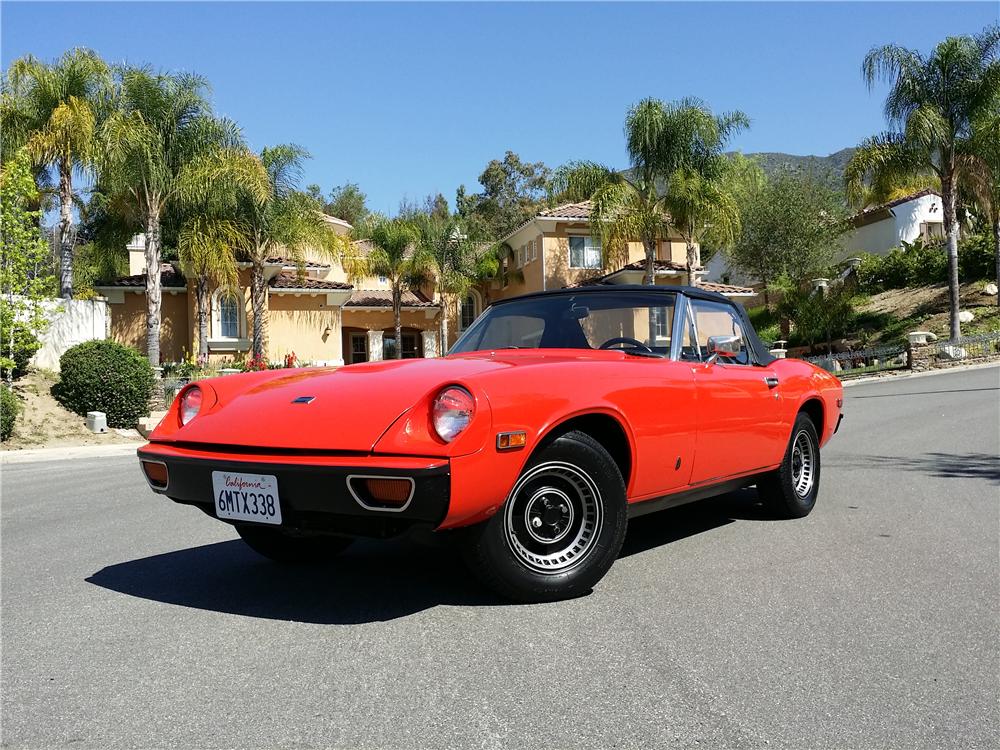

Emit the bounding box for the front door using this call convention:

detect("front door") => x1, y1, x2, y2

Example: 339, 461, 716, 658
682, 298, 785, 484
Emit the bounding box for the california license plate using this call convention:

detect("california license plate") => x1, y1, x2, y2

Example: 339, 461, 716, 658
212, 471, 282, 525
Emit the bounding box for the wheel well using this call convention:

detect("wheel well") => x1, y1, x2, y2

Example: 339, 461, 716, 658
799, 398, 824, 436
541, 414, 632, 485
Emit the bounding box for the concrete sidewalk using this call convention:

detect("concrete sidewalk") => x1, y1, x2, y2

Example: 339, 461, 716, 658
1, 442, 141, 465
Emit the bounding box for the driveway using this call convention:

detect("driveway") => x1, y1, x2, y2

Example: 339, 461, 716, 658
2, 365, 997, 749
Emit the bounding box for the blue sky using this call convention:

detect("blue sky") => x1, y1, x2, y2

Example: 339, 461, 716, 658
2, 2, 997, 215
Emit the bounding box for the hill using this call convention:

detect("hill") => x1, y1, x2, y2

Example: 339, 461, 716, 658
741, 147, 856, 191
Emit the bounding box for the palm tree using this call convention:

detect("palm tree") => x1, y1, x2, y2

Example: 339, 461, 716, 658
846, 27, 1000, 340
3, 49, 111, 299
344, 216, 435, 360
230, 144, 342, 360
961, 109, 1000, 305
97, 67, 266, 364
177, 215, 246, 361
561, 98, 748, 285
413, 213, 482, 352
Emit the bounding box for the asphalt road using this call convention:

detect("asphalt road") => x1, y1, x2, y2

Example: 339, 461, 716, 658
2, 365, 998, 750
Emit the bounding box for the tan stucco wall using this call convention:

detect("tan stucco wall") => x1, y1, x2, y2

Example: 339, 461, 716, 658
110, 290, 190, 363
267, 294, 343, 364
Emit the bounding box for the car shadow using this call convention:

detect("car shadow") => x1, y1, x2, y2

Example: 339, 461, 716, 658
827, 452, 1000, 484
87, 489, 773, 624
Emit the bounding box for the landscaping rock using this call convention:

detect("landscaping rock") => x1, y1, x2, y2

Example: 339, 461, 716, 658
958, 310, 975, 323
984, 282, 998, 296
907, 331, 937, 345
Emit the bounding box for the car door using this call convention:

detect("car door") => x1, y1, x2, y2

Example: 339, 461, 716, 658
680, 297, 786, 485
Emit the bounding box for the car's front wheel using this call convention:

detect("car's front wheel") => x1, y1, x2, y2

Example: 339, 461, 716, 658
757, 413, 821, 518
463, 430, 627, 603
236, 525, 353, 563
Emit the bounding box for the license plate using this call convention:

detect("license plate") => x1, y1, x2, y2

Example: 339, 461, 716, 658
212, 471, 282, 525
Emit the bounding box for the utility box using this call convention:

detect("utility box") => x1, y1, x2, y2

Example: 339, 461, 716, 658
86, 411, 108, 434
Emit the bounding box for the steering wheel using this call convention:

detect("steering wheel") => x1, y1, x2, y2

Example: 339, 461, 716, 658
599, 336, 653, 353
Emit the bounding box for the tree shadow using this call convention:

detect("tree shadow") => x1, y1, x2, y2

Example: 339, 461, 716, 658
827, 452, 1000, 484
87, 490, 774, 624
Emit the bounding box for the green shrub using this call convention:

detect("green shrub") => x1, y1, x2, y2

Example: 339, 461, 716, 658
856, 233, 995, 294
53, 340, 155, 428
0, 304, 41, 379
0, 385, 19, 441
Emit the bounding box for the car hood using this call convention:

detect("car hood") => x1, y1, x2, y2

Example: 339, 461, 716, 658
162, 357, 511, 452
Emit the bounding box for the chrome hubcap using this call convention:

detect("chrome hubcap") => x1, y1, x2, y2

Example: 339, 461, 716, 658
504, 462, 602, 574
790, 430, 815, 498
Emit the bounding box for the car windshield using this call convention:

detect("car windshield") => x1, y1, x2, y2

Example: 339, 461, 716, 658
449, 291, 677, 357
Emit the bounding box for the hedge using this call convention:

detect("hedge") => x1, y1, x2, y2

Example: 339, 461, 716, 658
856, 233, 996, 294
53, 340, 155, 428
0, 305, 41, 380
0, 385, 18, 441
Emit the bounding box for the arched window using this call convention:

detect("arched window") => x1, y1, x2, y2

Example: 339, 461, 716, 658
212, 289, 243, 340
460, 291, 480, 330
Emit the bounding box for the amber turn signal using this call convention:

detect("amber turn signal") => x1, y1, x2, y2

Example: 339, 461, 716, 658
364, 478, 412, 505
496, 431, 527, 451
141, 460, 169, 489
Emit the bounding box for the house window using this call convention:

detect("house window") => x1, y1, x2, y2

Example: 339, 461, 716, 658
651, 307, 670, 340
530, 240, 537, 262
350, 333, 368, 364
920, 221, 945, 242
569, 236, 601, 269
460, 294, 478, 330
383, 332, 420, 359
212, 289, 243, 340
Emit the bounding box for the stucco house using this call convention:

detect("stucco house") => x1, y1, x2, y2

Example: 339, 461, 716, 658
95, 217, 443, 366
841, 189, 946, 256
96, 201, 755, 365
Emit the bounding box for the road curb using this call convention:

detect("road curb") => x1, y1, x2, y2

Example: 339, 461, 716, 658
842, 360, 999, 387
1, 443, 141, 465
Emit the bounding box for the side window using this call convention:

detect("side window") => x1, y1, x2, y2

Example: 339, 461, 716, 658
689, 299, 750, 365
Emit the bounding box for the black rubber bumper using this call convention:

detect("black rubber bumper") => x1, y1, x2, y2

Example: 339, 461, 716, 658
138, 449, 450, 539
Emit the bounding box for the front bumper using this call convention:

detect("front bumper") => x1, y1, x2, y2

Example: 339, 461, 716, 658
137, 443, 450, 538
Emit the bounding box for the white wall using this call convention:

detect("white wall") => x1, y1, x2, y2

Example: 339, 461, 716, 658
25, 298, 109, 371
841, 194, 943, 258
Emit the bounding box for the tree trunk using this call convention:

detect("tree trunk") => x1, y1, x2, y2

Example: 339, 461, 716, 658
642, 237, 656, 285
250, 257, 267, 360
393, 285, 403, 360
58, 164, 74, 300
144, 212, 162, 366
993, 216, 999, 308
942, 175, 962, 342
440, 293, 450, 355
196, 276, 210, 359
685, 235, 699, 287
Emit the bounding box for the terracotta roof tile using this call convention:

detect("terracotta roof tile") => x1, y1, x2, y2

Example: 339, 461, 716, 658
539, 201, 593, 219
268, 271, 352, 291
102, 264, 186, 288
697, 280, 756, 296
345, 289, 438, 308
264, 256, 331, 270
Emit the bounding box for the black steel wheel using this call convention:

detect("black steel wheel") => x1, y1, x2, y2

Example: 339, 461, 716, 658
463, 430, 627, 602
757, 413, 821, 518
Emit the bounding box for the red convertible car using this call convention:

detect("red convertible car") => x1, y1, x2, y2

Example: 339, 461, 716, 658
138, 285, 843, 602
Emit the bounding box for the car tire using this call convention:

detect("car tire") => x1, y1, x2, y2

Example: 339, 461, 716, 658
462, 430, 628, 603
757, 413, 821, 518
236, 525, 353, 564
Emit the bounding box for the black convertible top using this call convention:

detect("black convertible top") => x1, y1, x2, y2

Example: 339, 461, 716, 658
489, 285, 775, 366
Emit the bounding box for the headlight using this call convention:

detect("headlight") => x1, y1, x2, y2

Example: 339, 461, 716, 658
179, 386, 203, 426
432, 386, 474, 442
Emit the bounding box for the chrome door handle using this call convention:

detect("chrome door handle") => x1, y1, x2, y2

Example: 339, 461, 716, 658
764, 376, 779, 388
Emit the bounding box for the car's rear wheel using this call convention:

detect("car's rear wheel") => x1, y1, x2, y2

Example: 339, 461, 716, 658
236, 525, 353, 563
757, 412, 821, 518
463, 430, 627, 603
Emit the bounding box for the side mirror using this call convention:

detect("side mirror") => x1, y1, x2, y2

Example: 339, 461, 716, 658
706, 335, 742, 366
